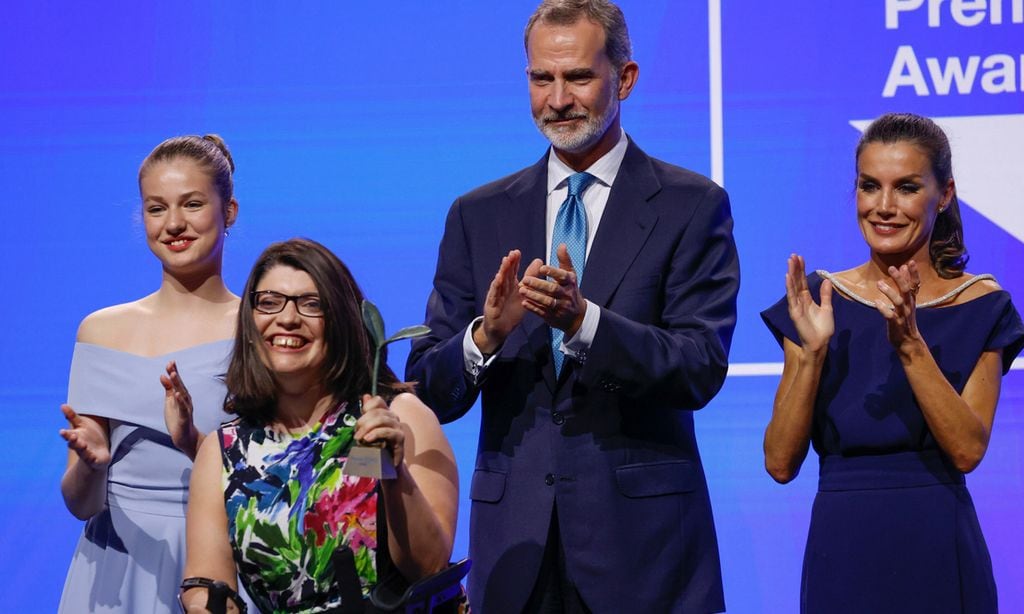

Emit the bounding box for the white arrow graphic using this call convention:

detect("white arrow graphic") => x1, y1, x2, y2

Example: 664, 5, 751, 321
729, 115, 1024, 377
851, 114, 1024, 243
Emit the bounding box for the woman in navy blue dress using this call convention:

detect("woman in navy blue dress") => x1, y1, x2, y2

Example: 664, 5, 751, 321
761, 113, 1024, 613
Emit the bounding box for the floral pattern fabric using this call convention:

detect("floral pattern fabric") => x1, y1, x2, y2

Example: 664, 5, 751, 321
220, 403, 380, 613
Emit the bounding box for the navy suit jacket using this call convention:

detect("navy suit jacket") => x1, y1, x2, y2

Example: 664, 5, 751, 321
407, 138, 738, 613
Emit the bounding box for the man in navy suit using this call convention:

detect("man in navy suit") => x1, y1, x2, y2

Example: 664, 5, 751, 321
407, 1, 737, 611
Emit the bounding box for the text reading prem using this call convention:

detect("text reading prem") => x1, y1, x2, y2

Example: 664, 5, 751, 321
887, 0, 1024, 28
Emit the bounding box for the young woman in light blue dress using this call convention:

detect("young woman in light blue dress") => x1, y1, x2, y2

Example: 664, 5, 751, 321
57, 135, 240, 613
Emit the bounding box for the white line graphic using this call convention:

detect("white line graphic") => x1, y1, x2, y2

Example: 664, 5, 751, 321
851, 114, 1024, 243
708, 0, 724, 186
729, 358, 1024, 377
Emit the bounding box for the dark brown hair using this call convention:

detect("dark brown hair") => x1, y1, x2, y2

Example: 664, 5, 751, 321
225, 238, 412, 423
138, 134, 235, 210
856, 112, 967, 278
525, 0, 632, 72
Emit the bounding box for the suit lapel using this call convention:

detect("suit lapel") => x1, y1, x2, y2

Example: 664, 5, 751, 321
498, 142, 662, 391
499, 154, 548, 266
582, 138, 661, 307
500, 153, 559, 392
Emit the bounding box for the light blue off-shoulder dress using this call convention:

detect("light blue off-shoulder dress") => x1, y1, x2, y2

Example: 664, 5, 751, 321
58, 339, 233, 613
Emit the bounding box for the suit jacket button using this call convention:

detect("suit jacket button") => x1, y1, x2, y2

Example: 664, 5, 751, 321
544, 473, 555, 486
552, 412, 565, 426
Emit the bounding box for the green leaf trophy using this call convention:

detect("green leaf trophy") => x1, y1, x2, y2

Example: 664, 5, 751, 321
342, 299, 431, 480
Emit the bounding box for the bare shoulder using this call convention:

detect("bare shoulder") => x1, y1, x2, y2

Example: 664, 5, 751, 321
390, 393, 443, 431
214, 295, 241, 337
219, 294, 241, 321
193, 430, 225, 476
389, 393, 456, 481
821, 265, 867, 300
951, 273, 1002, 304
198, 429, 223, 458
76, 300, 150, 345
828, 265, 862, 284
390, 393, 453, 457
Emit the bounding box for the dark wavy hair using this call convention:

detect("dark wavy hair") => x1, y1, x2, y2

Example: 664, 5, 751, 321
225, 238, 412, 424
856, 112, 967, 278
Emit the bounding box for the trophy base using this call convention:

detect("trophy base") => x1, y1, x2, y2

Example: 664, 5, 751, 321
343, 444, 398, 480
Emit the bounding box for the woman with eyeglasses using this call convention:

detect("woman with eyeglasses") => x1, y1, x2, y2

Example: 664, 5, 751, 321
58, 135, 241, 612
761, 113, 1024, 612
180, 238, 460, 613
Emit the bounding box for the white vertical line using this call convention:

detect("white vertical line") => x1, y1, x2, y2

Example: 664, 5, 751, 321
708, 0, 724, 186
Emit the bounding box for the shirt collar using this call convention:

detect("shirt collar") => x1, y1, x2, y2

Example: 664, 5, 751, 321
546, 128, 629, 194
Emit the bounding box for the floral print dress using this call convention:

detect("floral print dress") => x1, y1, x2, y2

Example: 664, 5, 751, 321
219, 403, 387, 613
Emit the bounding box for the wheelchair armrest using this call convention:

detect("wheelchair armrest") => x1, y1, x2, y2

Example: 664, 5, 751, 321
369, 558, 471, 612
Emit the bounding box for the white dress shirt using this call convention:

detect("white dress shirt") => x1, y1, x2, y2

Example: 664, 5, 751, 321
462, 130, 630, 378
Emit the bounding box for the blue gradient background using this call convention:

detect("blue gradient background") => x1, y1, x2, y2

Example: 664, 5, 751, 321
1, 2, 1020, 611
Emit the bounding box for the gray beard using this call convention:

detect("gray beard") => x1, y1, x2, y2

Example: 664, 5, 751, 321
536, 98, 618, 154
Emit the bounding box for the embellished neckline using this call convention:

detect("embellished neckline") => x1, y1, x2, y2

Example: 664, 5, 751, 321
815, 270, 996, 309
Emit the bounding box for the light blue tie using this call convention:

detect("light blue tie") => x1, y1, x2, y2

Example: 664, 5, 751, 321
550, 171, 596, 377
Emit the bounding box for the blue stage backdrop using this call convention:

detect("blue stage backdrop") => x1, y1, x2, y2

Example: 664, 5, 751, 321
1, 2, 1021, 611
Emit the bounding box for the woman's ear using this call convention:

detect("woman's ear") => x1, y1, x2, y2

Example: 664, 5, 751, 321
937, 178, 954, 213
225, 198, 239, 229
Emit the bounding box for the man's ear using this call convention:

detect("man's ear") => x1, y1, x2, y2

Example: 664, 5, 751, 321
617, 61, 639, 100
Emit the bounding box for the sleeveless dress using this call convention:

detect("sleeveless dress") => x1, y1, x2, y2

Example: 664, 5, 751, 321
761, 273, 1024, 614
59, 339, 234, 613
219, 402, 395, 613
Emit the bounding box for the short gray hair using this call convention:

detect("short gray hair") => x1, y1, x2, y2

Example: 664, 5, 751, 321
524, 0, 633, 72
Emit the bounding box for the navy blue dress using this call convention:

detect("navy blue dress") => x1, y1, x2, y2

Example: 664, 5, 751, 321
761, 273, 1024, 614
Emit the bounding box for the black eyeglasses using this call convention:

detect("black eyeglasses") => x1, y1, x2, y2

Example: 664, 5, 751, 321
251, 291, 324, 317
